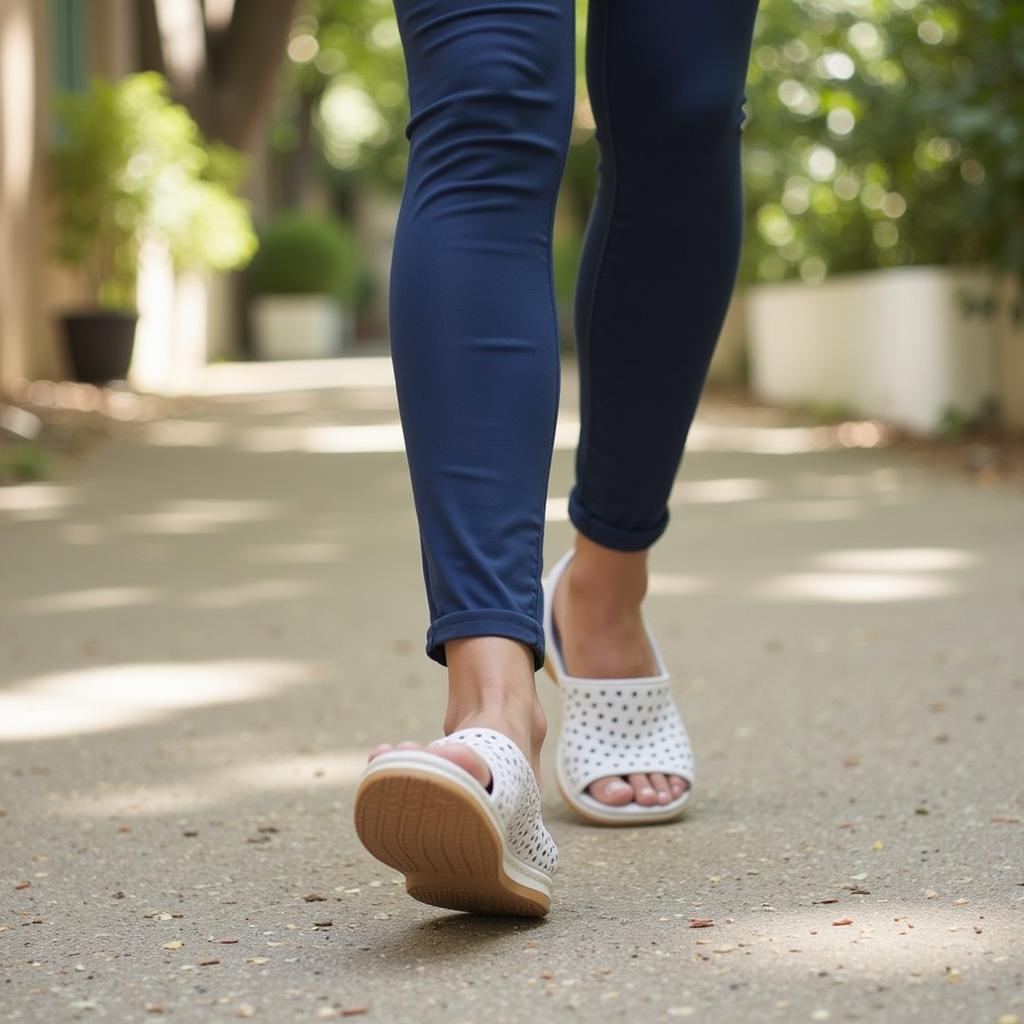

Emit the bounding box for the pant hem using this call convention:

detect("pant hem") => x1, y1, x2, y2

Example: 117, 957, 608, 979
426, 610, 545, 672
568, 486, 668, 552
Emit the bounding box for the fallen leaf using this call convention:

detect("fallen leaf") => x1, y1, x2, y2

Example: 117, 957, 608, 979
303, 893, 327, 903
235, 1004, 255, 1018
832, 918, 854, 927
713, 944, 735, 953
14, 881, 31, 890
198, 958, 221, 967
688, 918, 714, 928
340, 1007, 368, 1017
162, 940, 184, 951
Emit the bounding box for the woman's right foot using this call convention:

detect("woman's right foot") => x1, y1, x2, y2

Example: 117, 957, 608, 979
366, 636, 547, 793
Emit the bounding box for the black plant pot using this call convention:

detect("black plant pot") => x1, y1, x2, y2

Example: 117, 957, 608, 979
60, 310, 139, 385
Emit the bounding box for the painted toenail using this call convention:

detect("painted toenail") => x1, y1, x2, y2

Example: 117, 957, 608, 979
607, 781, 630, 794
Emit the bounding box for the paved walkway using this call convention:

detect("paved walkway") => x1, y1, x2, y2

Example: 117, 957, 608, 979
2, 358, 1021, 1023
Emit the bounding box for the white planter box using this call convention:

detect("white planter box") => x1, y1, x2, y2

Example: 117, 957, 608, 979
250, 295, 350, 361
745, 264, 998, 434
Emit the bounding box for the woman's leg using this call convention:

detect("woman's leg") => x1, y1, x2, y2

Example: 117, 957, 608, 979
552, 0, 761, 805
373, 0, 576, 781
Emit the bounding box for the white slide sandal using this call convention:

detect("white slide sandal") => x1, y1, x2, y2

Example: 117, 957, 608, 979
542, 547, 695, 826
353, 727, 557, 916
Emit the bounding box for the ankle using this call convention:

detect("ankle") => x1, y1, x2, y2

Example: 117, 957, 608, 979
565, 536, 650, 618
563, 560, 647, 625
443, 636, 547, 753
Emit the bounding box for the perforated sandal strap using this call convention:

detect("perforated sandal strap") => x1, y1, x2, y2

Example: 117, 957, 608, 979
428, 727, 558, 878
558, 678, 695, 797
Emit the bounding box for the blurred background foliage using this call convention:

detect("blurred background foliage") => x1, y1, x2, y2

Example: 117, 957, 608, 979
741, 0, 1024, 288
265, 0, 1021, 300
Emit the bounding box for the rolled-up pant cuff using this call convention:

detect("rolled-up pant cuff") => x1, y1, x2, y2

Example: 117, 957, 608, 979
568, 485, 669, 552
426, 609, 545, 672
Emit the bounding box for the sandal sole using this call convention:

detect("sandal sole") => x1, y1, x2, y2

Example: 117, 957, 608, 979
354, 766, 551, 917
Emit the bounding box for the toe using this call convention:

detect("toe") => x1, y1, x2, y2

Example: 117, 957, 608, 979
628, 773, 658, 806
588, 776, 634, 806
669, 775, 689, 798
367, 743, 396, 763
649, 772, 672, 804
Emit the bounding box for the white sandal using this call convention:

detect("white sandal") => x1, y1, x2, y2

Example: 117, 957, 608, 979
542, 547, 695, 826
353, 727, 557, 916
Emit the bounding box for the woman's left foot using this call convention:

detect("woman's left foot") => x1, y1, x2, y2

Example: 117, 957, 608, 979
549, 540, 689, 808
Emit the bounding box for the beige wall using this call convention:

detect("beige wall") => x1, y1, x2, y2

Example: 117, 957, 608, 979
0, 0, 140, 394
0, 0, 57, 391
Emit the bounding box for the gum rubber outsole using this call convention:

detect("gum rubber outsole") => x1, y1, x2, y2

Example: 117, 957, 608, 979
353, 767, 551, 917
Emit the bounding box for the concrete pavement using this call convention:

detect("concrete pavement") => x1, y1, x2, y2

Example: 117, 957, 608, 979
1, 357, 1022, 1023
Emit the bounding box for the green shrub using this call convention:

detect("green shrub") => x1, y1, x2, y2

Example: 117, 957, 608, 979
50, 71, 257, 312
247, 214, 366, 303
740, 0, 1024, 301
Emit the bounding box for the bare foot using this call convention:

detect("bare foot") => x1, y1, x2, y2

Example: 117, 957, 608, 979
367, 636, 546, 793
550, 536, 689, 807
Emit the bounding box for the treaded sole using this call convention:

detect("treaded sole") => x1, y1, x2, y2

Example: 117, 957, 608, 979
353, 767, 551, 917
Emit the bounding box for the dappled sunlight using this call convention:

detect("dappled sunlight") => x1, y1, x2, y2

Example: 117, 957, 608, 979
141, 418, 230, 447
54, 522, 107, 545
237, 421, 407, 454
749, 571, 957, 603
58, 749, 370, 819
671, 476, 775, 504
118, 498, 285, 535
686, 421, 877, 454
794, 468, 903, 497
182, 578, 316, 609
0, 482, 77, 520
231, 416, 585, 456
811, 547, 979, 572
648, 573, 712, 597
546, 496, 569, 522
17, 585, 162, 614
715, 903, 1013, 979
742, 498, 868, 521
160, 356, 398, 397
246, 540, 348, 564
0, 659, 318, 742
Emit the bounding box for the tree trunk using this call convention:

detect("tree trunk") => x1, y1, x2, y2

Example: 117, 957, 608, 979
139, 0, 299, 154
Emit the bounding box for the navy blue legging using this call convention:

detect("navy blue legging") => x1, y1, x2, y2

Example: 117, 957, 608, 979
388, 0, 760, 670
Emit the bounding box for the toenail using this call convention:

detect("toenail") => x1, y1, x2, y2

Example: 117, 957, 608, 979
640, 787, 654, 797
607, 781, 630, 794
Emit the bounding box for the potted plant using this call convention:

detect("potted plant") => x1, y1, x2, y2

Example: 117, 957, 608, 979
50, 72, 257, 384
738, 0, 1020, 434
247, 214, 366, 360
